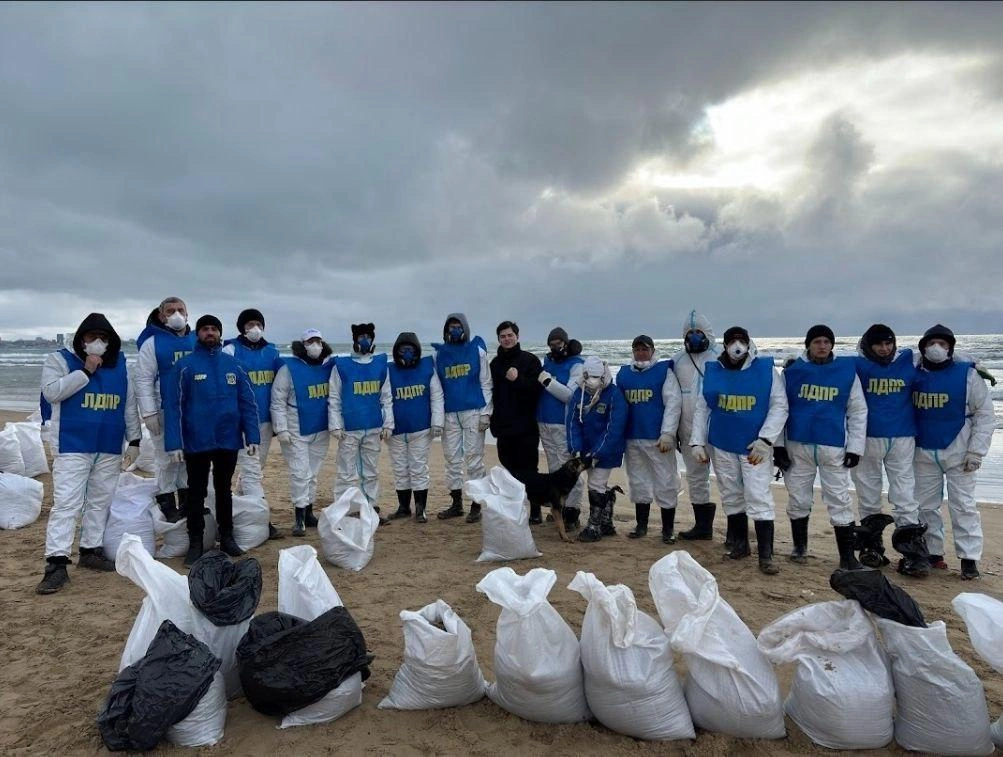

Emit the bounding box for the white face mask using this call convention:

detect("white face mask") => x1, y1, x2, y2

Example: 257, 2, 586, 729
245, 326, 264, 343
632, 359, 652, 370
166, 312, 187, 330
924, 344, 950, 363
727, 342, 749, 360
305, 342, 323, 359
584, 376, 603, 393
84, 339, 107, 357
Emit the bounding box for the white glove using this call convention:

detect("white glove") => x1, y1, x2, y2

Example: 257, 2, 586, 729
143, 413, 161, 435
657, 433, 676, 453
246, 443, 258, 456
121, 445, 140, 471
431, 425, 443, 439
478, 415, 491, 433
538, 370, 553, 387
168, 449, 184, 464
691, 445, 709, 464
333, 429, 346, 441
963, 452, 983, 472
276, 430, 291, 445
380, 428, 392, 441
747, 438, 771, 466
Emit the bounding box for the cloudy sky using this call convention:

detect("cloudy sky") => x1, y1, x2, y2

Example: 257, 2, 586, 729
1, 2, 1002, 343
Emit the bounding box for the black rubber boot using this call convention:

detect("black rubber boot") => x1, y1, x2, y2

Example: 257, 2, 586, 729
156, 492, 184, 524
578, 490, 605, 543
723, 513, 751, 559
600, 489, 618, 536
678, 502, 716, 540
961, 559, 981, 580
414, 490, 428, 523
892, 523, 931, 578
35, 557, 70, 595
78, 547, 116, 572
177, 487, 190, 514
856, 513, 894, 568
389, 489, 413, 520
835, 524, 866, 571
219, 529, 245, 558
184, 542, 204, 567
789, 516, 809, 564
465, 502, 482, 524
563, 507, 581, 531
661, 506, 676, 544
303, 504, 319, 528
529, 502, 543, 525
755, 520, 780, 575
438, 489, 465, 519
724, 515, 735, 551
268, 522, 284, 540
292, 507, 307, 537
628, 503, 650, 539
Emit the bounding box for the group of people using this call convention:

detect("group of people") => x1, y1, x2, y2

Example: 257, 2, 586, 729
33, 300, 996, 596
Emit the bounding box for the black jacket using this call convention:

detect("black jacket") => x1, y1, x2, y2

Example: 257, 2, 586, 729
489, 344, 542, 437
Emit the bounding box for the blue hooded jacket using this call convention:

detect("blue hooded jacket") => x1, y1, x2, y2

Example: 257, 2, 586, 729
566, 382, 628, 469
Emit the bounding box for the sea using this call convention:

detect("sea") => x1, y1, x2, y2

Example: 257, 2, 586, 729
3, 334, 1002, 502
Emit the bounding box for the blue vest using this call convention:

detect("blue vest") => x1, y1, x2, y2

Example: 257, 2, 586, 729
284, 358, 333, 436
227, 340, 280, 424
56, 349, 128, 454
855, 350, 917, 438
335, 355, 388, 431
537, 355, 583, 424
617, 360, 672, 440
434, 337, 486, 413
703, 357, 774, 454
389, 357, 434, 434
785, 357, 857, 447
154, 331, 196, 383
913, 361, 970, 450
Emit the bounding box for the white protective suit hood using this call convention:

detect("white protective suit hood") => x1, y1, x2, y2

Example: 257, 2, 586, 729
681, 310, 717, 348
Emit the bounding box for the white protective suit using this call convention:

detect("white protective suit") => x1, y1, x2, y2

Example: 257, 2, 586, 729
914, 365, 996, 561
388, 374, 444, 493
691, 343, 788, 522
619, 358, 682, 510
270, 355, 331, 510
670, 311, 721, 504
781, 353, 868, 526
135, 330, 189, 495
328, 352, 395, 505
41, 349, 141, 558
538, 356, 586, 509
222, 341, 273, 498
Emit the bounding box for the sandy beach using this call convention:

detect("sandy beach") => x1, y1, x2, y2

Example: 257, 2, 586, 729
1, 406, 1001, 756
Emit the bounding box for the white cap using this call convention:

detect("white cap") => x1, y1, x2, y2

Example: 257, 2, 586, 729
583, 356, 604, 377
302, 328, 323, 342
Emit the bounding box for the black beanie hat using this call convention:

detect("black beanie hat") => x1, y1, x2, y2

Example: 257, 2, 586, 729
631, 334, 655, 350
805, 324, 835, 347
547, 327, 569, 344
236, 308, 265, 333
196, 314, 222, 333
722, 326, 750, 344
918, 323, 956, 353
862, 323, 895, 346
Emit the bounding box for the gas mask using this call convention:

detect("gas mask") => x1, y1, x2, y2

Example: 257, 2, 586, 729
924, 344, 950, 364
447, 325, 464, 344
356, 336, 373, 354
165, 312, 187, 331
685, 331, 709, 353
305, 342, 323, 359
398, 345, 418, 367
245, 326, 264, 343
84, 339, 108, 357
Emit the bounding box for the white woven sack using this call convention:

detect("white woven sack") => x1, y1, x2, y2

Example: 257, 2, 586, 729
317, 487, 378, 571
0, 471, 43, 529
464, 466, 541, 562
277, 544, 343, 619
152, 504, 217, 559
166, 671, 226, 747
104, 473, 157, 560
0, 424, 26, 475
952, 593, 1003, 748
231, 494, 269, 551
8, 421, 48, 477
278, 672, 364, 729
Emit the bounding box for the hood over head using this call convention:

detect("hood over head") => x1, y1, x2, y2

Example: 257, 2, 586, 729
918, 323, 956, 354
681, 310, 716, 344
858, 323, 897, 365
72, 313, 122, 368
392, 332, 422, 367
442, 312, 471, 343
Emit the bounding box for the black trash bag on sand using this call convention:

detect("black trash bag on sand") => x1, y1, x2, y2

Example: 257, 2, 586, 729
188, 550, 262, 626
97, 620, 221, 752
236, 606, 373, 717
829, 569, 926, 628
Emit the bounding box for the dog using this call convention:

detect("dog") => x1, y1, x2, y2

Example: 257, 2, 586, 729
510, 456, 590, 543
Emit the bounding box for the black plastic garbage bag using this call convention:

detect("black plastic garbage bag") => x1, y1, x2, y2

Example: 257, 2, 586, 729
829, 569, 926, 628
188, 550, 262, 626
236, 607, 374, 717
97, 620, 221, 752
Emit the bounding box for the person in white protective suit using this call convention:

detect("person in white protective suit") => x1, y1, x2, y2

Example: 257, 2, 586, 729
329, 323, 394, 517
134, 296, 195, 522
536, 327, 586, 529
385, 332, 445, 523
36, 313, 142, 594
671, 310, 723, 542
222, 307, 284, 540
270, 328, 333, 536
774, 324, 868, 571
618, 334, 683, 544
690, 326, 788, 575
432, 313, 493, 523
912, 324, 997, 580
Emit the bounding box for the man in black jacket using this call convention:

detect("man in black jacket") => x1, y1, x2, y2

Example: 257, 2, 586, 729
489, 321, 544, 518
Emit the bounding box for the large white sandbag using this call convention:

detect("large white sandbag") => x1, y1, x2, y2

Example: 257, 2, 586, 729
231, 493, 269, 551
648, 551, 785, 739
277, 545, 343, 619
876, 617, 993, 755
758, 600, 893, 749
104, 473, 157, 560
8, 421, 48, 477
0, 471, 43, 529
952, 593, 1003, 747
568, 571, 693, 741
476, 567, 590, 724
378, 599, 487, 710
278, 672, 364, 729
166, 671, 227, 747
317, 487, 378, 571
0, 424, 26, 475
464, 466, 541, 562
152, 503, 216, 559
